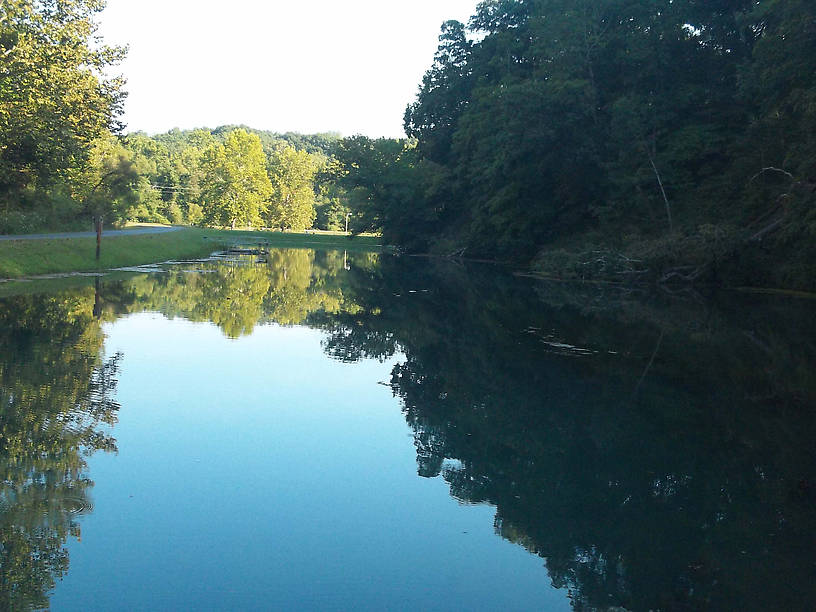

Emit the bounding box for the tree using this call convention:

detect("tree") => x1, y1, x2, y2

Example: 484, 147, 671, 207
80, 137, 141, 221
73, 136, 141, 255
739, 0, 816, 181
404, 20, 473, 164
265, 144, 320, 231
390, 0, 816, 278
334, 136, 441, 249
0, 0, 126, 213
199, 129, 272, 229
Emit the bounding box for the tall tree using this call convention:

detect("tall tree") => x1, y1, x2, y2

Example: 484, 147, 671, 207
404, 20, 473, 165
265, 144, 320, 231
335, 136, 442, 249
79, 136, 141, 244
199, 129, 272, 229
0, 0, 126, 210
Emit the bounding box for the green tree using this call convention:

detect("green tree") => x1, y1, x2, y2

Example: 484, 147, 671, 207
0, 0, 125, 215
199, 129, 272, 229
384, 0, 816, 287
404, 20, 473, 165
77, 136, 141, 243
265, 144, 320, 231
334, 136, 443, 249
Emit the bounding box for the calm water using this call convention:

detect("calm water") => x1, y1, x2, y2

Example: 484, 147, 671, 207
1, 248, 815, 610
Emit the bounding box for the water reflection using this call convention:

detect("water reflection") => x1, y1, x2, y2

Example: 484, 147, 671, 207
1, 249, 815, 609
327, 260, 816, 610
96, 249, 375, 338
0, 291, 120, 610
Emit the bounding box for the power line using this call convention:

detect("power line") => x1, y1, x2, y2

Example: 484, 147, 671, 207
149, 184, 196, 192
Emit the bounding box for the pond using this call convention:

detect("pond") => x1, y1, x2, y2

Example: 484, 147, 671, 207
1, 248, 814, 610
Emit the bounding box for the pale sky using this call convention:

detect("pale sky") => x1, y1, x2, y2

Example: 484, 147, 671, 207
98, 0, 481, 138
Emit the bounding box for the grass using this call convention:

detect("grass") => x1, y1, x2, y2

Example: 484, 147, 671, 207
0, 228, 213, 279
0, 226, 386, 280
209, 228, 385, 251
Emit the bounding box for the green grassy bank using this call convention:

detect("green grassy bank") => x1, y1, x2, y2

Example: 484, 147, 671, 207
0, 227, 385, 280
216, 229, 384, 251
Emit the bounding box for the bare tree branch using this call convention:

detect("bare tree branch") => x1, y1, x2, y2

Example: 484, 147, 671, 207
647, 151, 673, 233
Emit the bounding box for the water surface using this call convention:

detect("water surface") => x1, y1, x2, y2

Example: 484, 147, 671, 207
1, 248, 814, 610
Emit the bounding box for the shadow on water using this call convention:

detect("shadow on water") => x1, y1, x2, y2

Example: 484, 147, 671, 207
1, 248, 815, 609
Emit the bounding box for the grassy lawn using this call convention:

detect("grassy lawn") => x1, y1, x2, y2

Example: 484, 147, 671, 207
210, 228, 384, 251
0, 226, 385, 279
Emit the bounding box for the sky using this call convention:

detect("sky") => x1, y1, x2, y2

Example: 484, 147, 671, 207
98, 0, 481, 138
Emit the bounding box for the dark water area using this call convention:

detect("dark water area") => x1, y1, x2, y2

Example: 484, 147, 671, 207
1, 249, 814, 610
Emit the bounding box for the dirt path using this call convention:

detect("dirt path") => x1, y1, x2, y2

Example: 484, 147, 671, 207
0, 225, 183, 242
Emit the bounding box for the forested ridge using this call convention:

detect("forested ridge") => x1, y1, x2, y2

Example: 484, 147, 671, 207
338, 0, 816, 289
3, 0, 816, 289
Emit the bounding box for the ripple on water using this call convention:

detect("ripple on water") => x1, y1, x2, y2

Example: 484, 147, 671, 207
60, 496, 94, 516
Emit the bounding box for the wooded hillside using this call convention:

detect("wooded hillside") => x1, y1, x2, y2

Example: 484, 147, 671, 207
338, 0, 816, 289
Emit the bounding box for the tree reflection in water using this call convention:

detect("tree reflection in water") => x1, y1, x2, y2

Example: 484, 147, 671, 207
1, 249, 815, 610
311, 257, 816, 611
0, 291, 120, 610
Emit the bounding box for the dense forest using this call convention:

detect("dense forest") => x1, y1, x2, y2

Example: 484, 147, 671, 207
338, 0, 816, 289
2, 0, 815, 288
108, 127, 348, 231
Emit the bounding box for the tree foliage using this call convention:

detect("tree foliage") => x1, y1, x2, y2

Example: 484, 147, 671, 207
332, 0, 816, 287
113, 128, 331, 231
0, 0, 125, 217
199, 129, 272, 229
266, 144, 320, 231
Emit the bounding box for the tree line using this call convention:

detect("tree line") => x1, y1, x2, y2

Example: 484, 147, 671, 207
334, 0, 816, 289
3, 0, 815, 287
0, 1, 351, 234
117, 127, 348, 231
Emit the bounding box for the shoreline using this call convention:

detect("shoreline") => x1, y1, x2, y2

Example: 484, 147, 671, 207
0, 227, 385, 281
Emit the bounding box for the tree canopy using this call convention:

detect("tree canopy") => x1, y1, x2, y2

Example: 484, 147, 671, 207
335, 0, 816, 288
266, 144, 321, 231
199, 129, 272, 229
0, 0, 125, 222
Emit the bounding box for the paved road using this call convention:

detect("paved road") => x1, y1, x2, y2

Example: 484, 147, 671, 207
0, 225, 183, 241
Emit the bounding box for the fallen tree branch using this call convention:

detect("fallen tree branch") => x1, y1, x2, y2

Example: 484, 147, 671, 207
647, 151, 673, 232
658, 263, 708, 284
615, 269, 650, 275
750, 167, 795, 183
748, 217, 785, 242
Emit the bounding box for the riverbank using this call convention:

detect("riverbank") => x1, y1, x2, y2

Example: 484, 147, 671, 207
0, 227, 385, 280
528, 222, 816, 293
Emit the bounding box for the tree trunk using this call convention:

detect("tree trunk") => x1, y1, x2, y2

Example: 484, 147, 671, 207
95, 215, 103, 260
